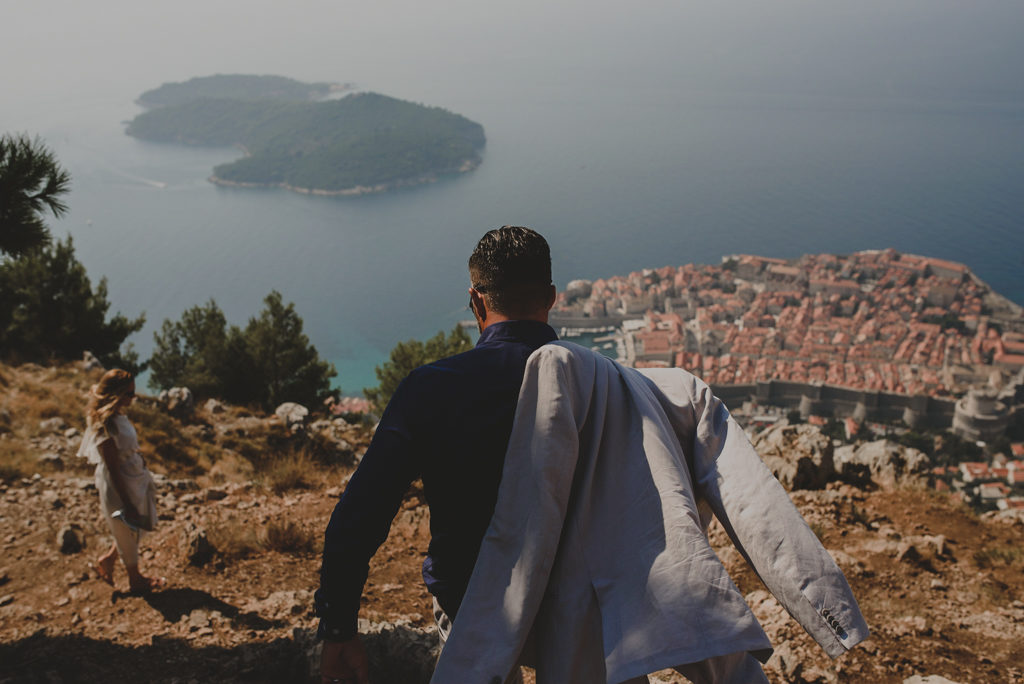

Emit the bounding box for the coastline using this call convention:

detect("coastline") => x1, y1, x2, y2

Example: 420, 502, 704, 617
208, 157, 480, 197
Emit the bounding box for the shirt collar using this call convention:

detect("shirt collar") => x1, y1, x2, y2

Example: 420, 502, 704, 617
476, 320, 559, 348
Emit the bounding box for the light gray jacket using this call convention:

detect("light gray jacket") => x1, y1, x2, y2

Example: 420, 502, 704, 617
431, 342, 868, 684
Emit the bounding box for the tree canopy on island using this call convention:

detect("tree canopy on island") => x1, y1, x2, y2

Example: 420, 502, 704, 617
126, 79, 486, 194
137, 74, 335, 108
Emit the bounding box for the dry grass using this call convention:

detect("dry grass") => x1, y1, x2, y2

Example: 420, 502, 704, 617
973, 545, 1024, 569
208, 517, 320, 559
980, 578, 1014, 604
259, 449, 320, 494
0, 441, 37, 482
0, 362, 95, 439
208, 519, 264, 560
0, 362, 99, 481
219, 422, 281, 466
0, 360, 356, 491
129, 401, 203, 475
205, 449, 256, 485
263, 519, 320, 555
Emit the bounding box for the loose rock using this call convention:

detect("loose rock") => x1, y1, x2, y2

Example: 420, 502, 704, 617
159, 387, 195, 419
834, 440, 931, 488
56, 526, 83, 554
752, 424, 835, 490
37, 452, 64, 470
275, 402, 309, 432
38, 417, 68, 434
181, 522, 214, 566
81, 351, 103, 370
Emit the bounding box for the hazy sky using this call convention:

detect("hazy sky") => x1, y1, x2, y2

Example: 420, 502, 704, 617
5, 0, 1024, 126
5, 0, 1023, 389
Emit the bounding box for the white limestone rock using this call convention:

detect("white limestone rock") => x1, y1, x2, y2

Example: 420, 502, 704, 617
834, 440, 930, 488
158, 387, 195, 419
751, 423, 835, 490
275, 402, 309, 432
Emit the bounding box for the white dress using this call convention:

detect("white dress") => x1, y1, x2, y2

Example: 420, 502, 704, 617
78, 414, 157, 530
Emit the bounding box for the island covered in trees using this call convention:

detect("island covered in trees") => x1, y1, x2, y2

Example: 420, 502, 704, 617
126, 75, 486, 195
135, 74, 341, 108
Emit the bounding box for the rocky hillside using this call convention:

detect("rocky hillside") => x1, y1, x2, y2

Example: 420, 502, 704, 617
1, 361, 1023, 683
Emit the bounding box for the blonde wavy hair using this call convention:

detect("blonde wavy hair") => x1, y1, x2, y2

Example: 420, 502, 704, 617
86, 369, 134, 431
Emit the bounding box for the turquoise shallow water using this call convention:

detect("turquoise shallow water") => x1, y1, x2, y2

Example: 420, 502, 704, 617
26, 87, 1024, 395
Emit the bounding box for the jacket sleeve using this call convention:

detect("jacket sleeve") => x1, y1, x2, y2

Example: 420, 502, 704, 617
431, 346, 588, 684
316, 380, 420, 641
640, 368, 870, 659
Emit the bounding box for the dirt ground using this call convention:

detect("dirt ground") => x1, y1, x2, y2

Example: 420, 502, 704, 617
3, 474, 1023, 683
1, 362, 1023, 683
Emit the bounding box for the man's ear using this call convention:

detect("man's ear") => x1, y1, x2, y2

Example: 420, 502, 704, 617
545, 284, 557, 310
469, 287, 487, 326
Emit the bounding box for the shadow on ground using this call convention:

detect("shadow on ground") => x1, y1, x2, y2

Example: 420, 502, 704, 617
114, 587, 286, 630
0, 632, 311, 684
0, 622, 438, 684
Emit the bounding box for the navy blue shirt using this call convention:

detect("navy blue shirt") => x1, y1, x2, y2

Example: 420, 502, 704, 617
316, 320, 558, 640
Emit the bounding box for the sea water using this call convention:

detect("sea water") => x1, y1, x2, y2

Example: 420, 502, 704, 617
18, 86, 1024, 395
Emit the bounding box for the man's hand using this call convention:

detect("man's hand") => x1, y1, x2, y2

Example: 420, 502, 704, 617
320, 636, 370, 684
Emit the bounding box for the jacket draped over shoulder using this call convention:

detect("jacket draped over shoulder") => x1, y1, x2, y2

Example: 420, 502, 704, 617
432, 342, 868, 684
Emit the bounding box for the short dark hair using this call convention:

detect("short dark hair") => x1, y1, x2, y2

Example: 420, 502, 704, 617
468, 226, 552, 317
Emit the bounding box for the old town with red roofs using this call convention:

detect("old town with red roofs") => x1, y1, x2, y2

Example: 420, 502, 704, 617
553, 249, 1024, 396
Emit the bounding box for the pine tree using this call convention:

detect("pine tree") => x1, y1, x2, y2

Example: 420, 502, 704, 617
0, 134, 71, 258
148, 291, 336, 409
242, 291, 337, 408
0, 236, 145, 368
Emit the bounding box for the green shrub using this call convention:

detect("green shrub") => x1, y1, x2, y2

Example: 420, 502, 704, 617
149, 292, 335, 409
0, 236, 145, 369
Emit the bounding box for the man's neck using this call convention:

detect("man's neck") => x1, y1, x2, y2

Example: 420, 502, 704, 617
479, 312, 549, 333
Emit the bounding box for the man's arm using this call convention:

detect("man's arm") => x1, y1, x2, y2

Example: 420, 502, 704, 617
316, 427, 418, 638
316, 396, 419, 684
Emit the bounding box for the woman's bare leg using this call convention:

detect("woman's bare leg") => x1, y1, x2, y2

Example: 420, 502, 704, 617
96, 542, 117, 585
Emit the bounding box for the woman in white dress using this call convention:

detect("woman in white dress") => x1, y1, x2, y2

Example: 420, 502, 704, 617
78, 369, 165, 593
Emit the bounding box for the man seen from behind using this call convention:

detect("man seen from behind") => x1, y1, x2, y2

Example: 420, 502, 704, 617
316, 226, 558, 684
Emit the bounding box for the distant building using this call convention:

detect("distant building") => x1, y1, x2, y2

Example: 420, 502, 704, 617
952, 390, 1010, 442
997, 497, 1024, 511
960, 461, 991, 483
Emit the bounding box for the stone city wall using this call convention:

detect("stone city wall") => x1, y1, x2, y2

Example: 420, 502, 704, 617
711, 379, 958, 429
